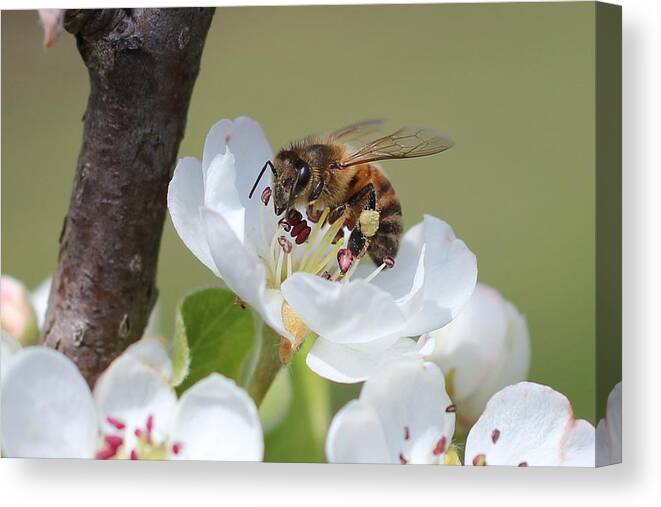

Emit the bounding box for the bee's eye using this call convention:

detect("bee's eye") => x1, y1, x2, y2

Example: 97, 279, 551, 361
295, 160, 311, 190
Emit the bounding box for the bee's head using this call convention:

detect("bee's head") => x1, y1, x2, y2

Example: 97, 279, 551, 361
272, 150, 312, 216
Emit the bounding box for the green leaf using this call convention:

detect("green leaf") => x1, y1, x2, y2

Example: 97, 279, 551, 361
264, 337, 331, 463
174, 288, 255, 395
170, 311, 191, 387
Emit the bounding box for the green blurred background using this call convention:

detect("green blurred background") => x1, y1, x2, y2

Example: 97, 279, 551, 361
2, 3, 612, 460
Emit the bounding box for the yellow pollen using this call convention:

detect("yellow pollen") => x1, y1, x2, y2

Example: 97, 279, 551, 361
279, 337, 293, 364
281, 302, 310, 346
359, 209, 380, 238
444, 446, 462, 465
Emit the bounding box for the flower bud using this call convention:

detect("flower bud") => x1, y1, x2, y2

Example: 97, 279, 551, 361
0, 276, 39, 346
38, 9, 64, 49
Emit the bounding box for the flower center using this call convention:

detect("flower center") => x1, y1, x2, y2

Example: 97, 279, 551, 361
263, 207, 346, 288
259, 194, 392, 290
95, 414, 182, 460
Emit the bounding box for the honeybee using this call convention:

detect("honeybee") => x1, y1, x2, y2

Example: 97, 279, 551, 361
249, 120, 454, 266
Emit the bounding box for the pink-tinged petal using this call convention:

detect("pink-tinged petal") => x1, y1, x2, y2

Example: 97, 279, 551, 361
465, 382, 595, 467
38, 9, 63, 48
168, 156, 219, 276
1, 347, 97, 458
0, 276, 38, 346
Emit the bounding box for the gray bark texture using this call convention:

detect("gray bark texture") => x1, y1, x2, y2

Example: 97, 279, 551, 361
42, 8, 215, 386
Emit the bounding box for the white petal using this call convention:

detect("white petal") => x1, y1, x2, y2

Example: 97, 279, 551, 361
326, 400, 390, 463
29, 276, 52, 330
122, 338, 173, 384
368, 215, 477, 337
202, 117, 275, 255
306, 336, 429, 384
170, 373, 263, 461
429, 284, 531, 429
596, 382, 622, 466
168, 156, 219, 276
281, 273, 405, 345
143, 301, 161, 339
429, 284, 508, 401
326, 358, 455, 464
361, 359, 455, 464
490, 300, 531, 389
1, 347, 97, 458
465, 382, 595, 467
94, 353, 177, 450
1, 330, 22, 382
456, 299, 531, 425
201, 207, 289, 339
204, 149, 246, 243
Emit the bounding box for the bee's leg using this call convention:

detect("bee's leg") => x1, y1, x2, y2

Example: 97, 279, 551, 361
309, 177, 325, 202
328, 184, 376, 226
351, 185, 379, 238
345, 184, 379, 262
348, 228, 369, 259
328, 203, 349, 225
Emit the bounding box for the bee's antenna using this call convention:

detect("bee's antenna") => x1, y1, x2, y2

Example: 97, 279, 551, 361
249, 160, 274, 199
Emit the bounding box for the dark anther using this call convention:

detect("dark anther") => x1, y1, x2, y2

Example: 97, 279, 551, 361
290, 220, 307, 238
295, 225, 311, 245
287, 209, 303, 226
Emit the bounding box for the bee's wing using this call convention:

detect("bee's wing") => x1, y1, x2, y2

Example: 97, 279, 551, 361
330, 119, 386, 143
339, 127, 454, 168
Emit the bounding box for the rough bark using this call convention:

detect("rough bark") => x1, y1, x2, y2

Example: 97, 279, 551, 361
42, 8, 215, 386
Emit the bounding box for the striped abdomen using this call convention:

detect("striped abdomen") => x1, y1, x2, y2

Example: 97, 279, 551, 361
346, 163, 403, 266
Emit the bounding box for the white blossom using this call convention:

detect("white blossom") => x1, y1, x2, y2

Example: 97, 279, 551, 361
168, 117, 477, 382
1, 339, 263, 460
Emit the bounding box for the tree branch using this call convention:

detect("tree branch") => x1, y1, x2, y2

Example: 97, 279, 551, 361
42, 8, 214, 386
